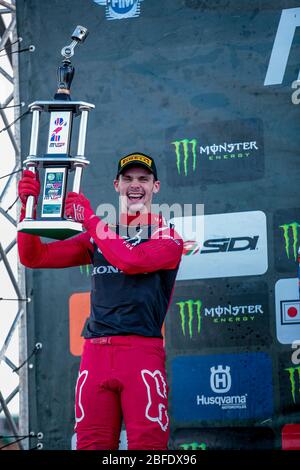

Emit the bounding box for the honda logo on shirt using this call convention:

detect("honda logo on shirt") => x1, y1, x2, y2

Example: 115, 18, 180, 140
210, 365, 231, 394
281, 300, 300, 325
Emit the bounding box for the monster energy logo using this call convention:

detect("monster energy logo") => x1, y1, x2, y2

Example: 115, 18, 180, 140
279, 222, 300, 261
171, 139, 198, 176
171, 138, 258, 176
285, 366, 300, 403
179, 442, 207, 450
176, 299, 202, 338
80, 265, 91, 276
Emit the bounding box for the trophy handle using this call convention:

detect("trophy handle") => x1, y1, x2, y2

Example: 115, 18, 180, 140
25, 172, 37, 219
25, 105, 41, 219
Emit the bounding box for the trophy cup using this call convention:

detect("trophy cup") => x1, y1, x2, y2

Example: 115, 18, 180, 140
17, 25, 95, 240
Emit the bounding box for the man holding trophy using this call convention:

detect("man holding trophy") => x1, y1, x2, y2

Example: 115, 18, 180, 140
17, 27, 183, 450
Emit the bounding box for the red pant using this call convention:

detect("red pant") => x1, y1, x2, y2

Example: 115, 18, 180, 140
74, 335, 169, 450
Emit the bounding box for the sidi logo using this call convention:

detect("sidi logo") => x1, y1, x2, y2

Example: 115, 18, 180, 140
264, 8, 300, 86
201, 236, 258, 254
210, 365, 231, 394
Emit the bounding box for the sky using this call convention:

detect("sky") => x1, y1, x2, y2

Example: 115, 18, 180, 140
0, 5, 20, 417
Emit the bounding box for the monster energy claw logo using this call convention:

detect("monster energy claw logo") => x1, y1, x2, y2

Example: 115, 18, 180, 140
172, 139, 197, 176
176, 299, 202, 338
179, 442, 207, 450
285, 366, 300, 403
80, 265, 91, 276
279, 222, 300, 261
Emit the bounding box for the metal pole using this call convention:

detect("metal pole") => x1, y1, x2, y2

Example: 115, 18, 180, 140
72, 166, 83, 193
0, 391, 24, 450
72, 107, 89, 193
11, 4, 29, 447
77, 108, 89, 156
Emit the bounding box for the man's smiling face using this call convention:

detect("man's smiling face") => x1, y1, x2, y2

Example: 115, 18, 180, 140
114, 166, 160, 214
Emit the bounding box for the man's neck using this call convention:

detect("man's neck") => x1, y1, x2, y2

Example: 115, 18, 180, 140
119, 212, 163, 226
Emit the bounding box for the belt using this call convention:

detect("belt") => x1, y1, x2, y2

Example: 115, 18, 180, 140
87, 335, 164, 347
90, 337, 112, 345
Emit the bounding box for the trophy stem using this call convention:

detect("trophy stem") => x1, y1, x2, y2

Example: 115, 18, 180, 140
72, 167, 83, 193
77, 108, 89, 156
29, 107, 41, 156
25, 106, 41, 219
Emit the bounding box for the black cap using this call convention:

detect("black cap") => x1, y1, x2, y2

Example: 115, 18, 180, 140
116, 152, 158, 180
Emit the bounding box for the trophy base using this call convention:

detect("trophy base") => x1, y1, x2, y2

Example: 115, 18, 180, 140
17, 219, 83, 240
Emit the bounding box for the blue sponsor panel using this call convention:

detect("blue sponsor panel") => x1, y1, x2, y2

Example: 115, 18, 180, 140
171, 353, 273, 423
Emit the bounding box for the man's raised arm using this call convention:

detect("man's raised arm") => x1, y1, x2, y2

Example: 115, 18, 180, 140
17, 170, 92, 269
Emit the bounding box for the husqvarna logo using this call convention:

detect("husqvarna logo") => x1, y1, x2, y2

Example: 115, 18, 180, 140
210, 365, 231, 394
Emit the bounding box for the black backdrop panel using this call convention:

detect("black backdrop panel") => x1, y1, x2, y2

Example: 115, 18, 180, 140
16, 0, 300, 449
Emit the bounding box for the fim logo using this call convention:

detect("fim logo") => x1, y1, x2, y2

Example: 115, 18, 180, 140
210, 365, 231, 394
285, 365, 300, 403
281, 300, 300, 325
176, 299, 202, 339
279, 222, 300, 261
93, 0, 144, 20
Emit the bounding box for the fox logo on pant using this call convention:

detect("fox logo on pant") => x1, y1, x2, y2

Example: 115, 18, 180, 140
141, 369, 169, 432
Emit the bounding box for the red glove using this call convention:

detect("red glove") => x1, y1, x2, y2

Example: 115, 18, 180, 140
18, 169, 40, 208
65, 192, 95, 224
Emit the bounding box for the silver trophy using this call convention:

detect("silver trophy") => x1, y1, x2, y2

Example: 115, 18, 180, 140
17, 26, 95, 240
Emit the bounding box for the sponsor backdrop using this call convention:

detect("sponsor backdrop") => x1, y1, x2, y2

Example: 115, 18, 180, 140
16, 0, 300, 449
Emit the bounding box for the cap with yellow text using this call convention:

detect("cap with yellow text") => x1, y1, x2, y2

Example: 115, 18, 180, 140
116, 152, 158, 180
